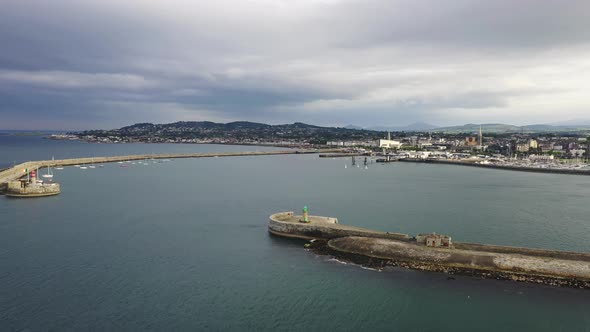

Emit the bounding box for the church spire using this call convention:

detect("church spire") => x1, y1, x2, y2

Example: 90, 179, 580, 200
479, 125, 483, 147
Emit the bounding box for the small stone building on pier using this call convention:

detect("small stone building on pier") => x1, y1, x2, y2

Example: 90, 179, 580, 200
416, 233, 453, 248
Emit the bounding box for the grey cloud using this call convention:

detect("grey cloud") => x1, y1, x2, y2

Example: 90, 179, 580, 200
324, 0, 590, 49
0, 70, 158, 90
1, 0, 590, 129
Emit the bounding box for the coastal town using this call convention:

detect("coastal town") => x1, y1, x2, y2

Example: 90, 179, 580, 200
50, 121, 590, 172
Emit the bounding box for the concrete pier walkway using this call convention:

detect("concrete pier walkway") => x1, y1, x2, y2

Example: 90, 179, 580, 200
0, 148, 341, 186
268, 211, 411, 241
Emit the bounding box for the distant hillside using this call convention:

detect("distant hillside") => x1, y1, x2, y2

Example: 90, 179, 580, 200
366, 122, 438, 132
343, 125, 363, 130
524, 124, 590, 132
433, 123, 590, 133
432, 123, 520, 133
75, 121, 385, 144
77, 120, 590, 139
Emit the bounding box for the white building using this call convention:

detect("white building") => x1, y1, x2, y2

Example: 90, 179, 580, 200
528, 154, 555, 161
570, 149, 586, 158
379, 139, 402, 149
378, 132, 402, 149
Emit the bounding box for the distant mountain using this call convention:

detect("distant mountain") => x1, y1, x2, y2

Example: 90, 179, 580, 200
367, 122, 438, 132
433, 123, 520, 133
343, 124, 363, 130
432, 123, 590, 133
549, 119, 590, 126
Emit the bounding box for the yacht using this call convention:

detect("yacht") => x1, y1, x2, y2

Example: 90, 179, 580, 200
42, 165, 54, 178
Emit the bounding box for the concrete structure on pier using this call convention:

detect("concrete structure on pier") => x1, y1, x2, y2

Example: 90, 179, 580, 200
5, 169, 60, 197
416, 233, 452, 248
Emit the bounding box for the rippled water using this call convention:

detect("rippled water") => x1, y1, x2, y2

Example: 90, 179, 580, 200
1, 137, 589, 331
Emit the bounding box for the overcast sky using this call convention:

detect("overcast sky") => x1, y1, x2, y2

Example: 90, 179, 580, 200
1, 0, 590, 130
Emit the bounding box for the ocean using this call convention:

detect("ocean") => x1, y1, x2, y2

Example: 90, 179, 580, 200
1, 135, 589, 331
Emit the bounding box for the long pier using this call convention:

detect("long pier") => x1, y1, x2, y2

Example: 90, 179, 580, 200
269, 211, 590, 289
0, 149, 342, 187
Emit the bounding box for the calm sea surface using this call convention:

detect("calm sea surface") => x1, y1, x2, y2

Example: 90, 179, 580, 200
1, 136, 589, 331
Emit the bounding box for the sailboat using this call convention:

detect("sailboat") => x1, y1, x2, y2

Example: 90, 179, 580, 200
42, 166, 53, 178
88, 157, 96, 168
42, 157, 54, 178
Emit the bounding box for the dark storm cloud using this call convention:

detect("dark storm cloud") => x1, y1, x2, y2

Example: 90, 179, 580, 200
1, 0, 590, 129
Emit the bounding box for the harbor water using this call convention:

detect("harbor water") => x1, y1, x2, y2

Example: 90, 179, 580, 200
1, 136, 589, 331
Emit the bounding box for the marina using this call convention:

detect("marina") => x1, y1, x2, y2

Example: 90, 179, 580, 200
398, 158, 590, 176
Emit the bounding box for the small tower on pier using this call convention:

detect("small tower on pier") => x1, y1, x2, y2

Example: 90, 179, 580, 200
302, 205, 310, 223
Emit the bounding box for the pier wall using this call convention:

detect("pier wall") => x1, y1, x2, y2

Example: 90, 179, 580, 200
455, 242, 590, 262
5, 182, 61, 197
0, 149, 342, 188
328, 236, 590, 284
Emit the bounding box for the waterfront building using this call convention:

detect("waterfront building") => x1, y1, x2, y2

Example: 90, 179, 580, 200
570, 149, 586, 158
327, 141, 377, 147
528, 154, 555, 161
516, 143, 530, 152
378, 132, 402, 149
465, 137, 478, 146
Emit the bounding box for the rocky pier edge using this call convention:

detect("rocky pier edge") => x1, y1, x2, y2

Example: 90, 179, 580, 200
269, 212, 590, 289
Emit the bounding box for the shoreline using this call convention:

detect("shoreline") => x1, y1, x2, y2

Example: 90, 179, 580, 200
399, 158, 590, 176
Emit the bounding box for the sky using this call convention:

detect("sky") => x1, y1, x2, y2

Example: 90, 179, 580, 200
1, 0, 590, 130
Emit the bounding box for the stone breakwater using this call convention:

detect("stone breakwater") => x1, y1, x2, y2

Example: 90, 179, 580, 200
0, 149, 342, 192
269, 212, 590, 289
